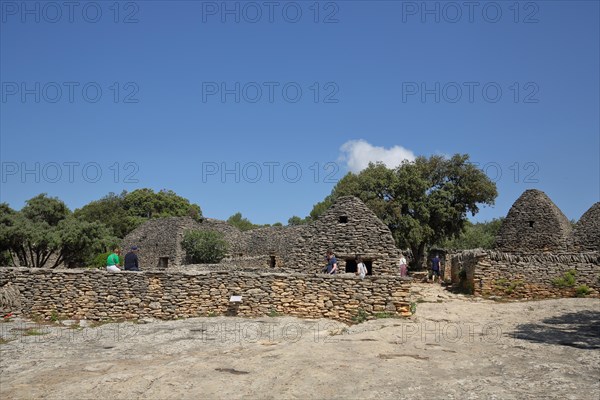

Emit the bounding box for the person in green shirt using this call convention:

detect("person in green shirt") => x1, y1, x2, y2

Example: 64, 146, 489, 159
106, 248, 122, 272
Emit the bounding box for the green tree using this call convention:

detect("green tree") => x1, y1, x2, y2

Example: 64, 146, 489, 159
227, 212, 258, 231
56, 217, 117, 267
0, 203, 16, 265
22, 193, 70, 225
311, 155, 497, 268
74, 191, 142, 238
438, 218, 504, 250
287, 216, 311, 226
123, 188, 202, 220
75, 189, 202, 238
181, 230, 228, 263
1, 194, 115, 268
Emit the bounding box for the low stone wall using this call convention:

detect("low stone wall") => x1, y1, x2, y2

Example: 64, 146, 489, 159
0, 268, 412, 323
448, 250, 600, 298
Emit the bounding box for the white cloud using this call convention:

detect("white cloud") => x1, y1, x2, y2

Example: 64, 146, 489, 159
339, 139, 416, 173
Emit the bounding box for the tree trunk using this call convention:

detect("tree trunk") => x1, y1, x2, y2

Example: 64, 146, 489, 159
17, 245, 28, 267
27, 245, 36, 267
40, 251, 54, 268
410, 242, 427, 271
8, 250, 18, 267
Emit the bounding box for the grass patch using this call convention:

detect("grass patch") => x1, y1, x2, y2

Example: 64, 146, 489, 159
207, 311, 217, 317
410, 302, 417, 314
576, 285, 591, 297
352, 308, 368, 324
494, 279, 525, 294
50, 311, 61, 322
552, 270, 577, 288
267, 310, 281, 318
23, 328, 48, 336
0, 338, 14, 345
374, 312, 394, 319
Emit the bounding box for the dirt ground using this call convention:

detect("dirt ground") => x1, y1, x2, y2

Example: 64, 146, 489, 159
1, 283, 599, 400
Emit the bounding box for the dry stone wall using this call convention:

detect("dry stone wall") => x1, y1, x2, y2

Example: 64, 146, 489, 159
0, 268, 411, 323
448, 250, 600, 298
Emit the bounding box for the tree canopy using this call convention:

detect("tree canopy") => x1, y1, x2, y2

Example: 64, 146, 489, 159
310, 154, 498, 267
437, 218, 504, 250
1, 188, 201, 268
75, 189, 202, 238
0, 195, 116, 268
226, 212, 281, 230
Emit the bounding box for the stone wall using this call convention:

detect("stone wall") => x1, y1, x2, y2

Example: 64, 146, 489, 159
448, 250, 600, 298
0, 268, 411, 323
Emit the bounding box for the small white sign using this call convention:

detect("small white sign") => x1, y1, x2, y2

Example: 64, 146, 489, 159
230, 296, 242, 303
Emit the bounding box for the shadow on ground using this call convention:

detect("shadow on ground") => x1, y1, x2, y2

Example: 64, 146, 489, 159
512, 310, 600, 350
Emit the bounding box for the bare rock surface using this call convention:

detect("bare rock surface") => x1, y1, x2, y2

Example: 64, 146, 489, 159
1, 283, 599, 399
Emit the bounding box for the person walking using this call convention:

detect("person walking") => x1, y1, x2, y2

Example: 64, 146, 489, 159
431, 254, 441, 283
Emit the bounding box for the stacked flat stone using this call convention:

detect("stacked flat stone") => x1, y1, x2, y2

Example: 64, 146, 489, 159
123, 196, 401, 275
496, 189, 573, 252
447, 250, 600, 299
0, 268, 412, 323
572, 202, 600, 252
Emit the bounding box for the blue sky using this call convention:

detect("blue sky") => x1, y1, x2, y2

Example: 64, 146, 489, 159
1, 0, 598, 225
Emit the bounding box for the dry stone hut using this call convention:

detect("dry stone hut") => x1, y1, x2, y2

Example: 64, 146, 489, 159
122, 217, 202, 268
122, 217, 245, 269
123, 196, 401, 274
572, 202, 600, 252
286, 196, 401, 274
495, 189, 573, 252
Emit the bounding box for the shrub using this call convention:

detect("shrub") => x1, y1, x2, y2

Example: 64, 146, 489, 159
576, 285, 591, 297
410, 302, 417, 314
181, 230, 228, 264
552, 270, 577, 288
352, 308, 368, 323
494, 279, 524, 295
89, 251, 123, 269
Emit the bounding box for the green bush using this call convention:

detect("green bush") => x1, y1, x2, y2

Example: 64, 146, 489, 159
576, 285, 591, 297
181, 230, 228, 264
352, 308, 368, 323
89, 251, 122, 269
552, 270, 577, 288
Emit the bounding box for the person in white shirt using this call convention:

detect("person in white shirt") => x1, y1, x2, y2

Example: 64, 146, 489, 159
399, 254, 408, 277
356, 256, 367, 279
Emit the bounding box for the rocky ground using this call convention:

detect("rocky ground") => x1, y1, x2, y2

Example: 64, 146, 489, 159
1, 283, 599, 400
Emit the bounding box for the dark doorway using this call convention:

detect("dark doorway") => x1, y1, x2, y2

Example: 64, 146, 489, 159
345, 259, 357, 273
365, 260, 373, 275
346, 259, 373, 275
270, 255, 276, 268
